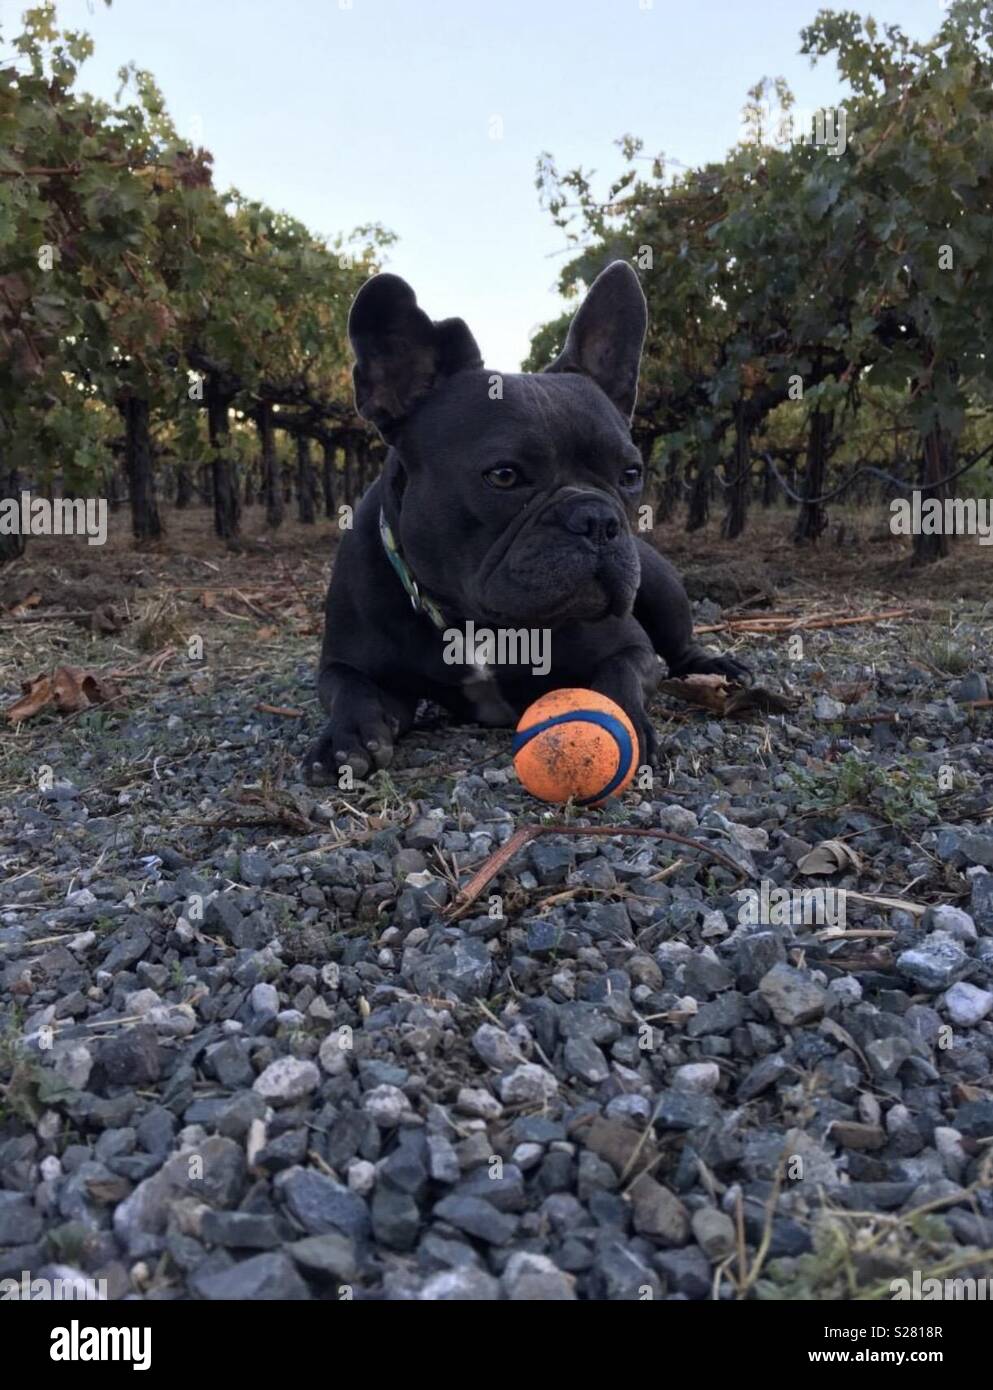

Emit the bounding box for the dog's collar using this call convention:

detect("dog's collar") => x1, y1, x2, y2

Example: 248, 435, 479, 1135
378, 507, 449, 631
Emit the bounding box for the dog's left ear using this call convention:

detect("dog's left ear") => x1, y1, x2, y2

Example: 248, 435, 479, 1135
348, 273, 483, 441
544, 261, 647, 421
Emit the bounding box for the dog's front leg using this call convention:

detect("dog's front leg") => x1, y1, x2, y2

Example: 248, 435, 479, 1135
633, 539, 750, 683
303, 662, 416, 785
587, 644, 660, 769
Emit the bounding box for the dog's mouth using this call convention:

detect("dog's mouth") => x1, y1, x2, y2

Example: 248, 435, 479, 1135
473, 543, 638, 628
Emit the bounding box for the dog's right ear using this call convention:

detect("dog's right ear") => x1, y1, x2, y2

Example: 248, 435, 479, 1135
348, 274, 483, 441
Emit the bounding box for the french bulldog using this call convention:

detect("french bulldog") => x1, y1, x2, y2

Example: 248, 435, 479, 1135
303, 260, 746, 786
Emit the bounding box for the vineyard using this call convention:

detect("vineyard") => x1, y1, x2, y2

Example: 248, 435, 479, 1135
528, 6, 993, 563
0, 3, 393, 559
3, 5, 993, 567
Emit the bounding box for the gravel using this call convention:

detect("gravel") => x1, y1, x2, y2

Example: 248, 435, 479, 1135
1, 574, 991, 1301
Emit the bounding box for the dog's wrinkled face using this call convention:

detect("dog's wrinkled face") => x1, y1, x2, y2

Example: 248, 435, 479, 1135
395, 371, 644, 626
348, 260, 648, 627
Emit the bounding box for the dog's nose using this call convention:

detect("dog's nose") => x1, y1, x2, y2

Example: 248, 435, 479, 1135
560, 495, 621, 545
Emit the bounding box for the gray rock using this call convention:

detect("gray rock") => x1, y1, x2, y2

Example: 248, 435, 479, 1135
205, 1038, 256, 1089
682, 953, 735, 998
238, 851, 273, 886
629, 1174, 690, 1245
940, 981, 993, 1027
205, 896, 268, 950
471, 1024, 524, 1069
253, 1057, 320, 1105
813, 695, 846, 721
53, 1043, 93, 1091
250, 982, 280, 1018
406, 816, 447, 850
499, 1063, 559, 1106
653, 1245, 711, 1298
419, 1267, 501, 1300
865, 1036, 913, 1081
594, 1240, 661, 1300
288, 1232, 358, 1282
673, 1062, 721, 1094
191, 1251, 310, 1300
372, 1184, 420, 1250
362, 1084, 412, 1126
692, 1206, 736, 1261
758, 963, 826, 1026
433, 1195, 518, 1245
971, 871, 993, 929
951, 672, 988, 703
101, 923, 151, 973
734, 931, 787, 990
113, 1137, 246, 1254
953, 1100, 993, 1138
529, 842, 575, 886
737, 1052, 789, 1100
502, 1251, 576, 1300
686, 992, 746, 1036
95, 1026, 161, 1086
410, 938, 492, 1002
200, 1210, 282, 1249
426, 1135, 461, 1184
896, 932, 969, 991
653, 1090, 722, 1132
0, 1192, 42, 1245
563, 1036, 610, 1084
922, 905, 977, 944
277, 1167, 371, 1240
962, 835, 993, 869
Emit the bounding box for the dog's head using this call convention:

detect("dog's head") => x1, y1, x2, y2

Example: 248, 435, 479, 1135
349, 261, 647, 627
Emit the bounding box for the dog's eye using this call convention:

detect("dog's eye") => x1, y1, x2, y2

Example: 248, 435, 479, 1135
621, 464, 643, 487
484, 465, 521, 489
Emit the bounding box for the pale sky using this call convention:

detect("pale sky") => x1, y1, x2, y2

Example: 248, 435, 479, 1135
47, 0, 943, 370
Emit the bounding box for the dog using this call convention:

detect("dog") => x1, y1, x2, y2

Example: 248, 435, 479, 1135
303, 260, 746, 785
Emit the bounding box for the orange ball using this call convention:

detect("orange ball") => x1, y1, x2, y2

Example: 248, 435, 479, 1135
512, 689, 639, 807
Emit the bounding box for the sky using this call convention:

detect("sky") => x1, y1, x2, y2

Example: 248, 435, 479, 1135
38, 0, 947, 370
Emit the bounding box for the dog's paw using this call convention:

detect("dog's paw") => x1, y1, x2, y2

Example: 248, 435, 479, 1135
302, 711, 397, 787
675, 651, 752, 685
631, 707, 659, 771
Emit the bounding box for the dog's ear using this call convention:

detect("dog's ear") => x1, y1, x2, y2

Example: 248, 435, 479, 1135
544, 261, 647, 421
348, 274, 483, 440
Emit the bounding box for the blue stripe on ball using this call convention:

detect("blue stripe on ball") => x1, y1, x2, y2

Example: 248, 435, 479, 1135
512, 709, 635, 805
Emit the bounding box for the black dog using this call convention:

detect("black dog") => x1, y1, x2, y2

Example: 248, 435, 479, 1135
303, 261, 746, 785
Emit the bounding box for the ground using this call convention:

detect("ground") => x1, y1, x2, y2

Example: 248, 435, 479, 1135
0, 501, 991, 1301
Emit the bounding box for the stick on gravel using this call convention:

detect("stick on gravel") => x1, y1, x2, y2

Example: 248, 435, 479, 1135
446, 821, 750, 920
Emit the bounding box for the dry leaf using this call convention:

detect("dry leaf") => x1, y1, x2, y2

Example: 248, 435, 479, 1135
659, 674, 794, 719
838, 889, 926, 916
7, 590, 42, 618
4, 666, 121, 724
658, 674, 731, 712
831, 680, 874, 705
5, 674, 53, 723
798, 839, 863, 875
724, 685, 796, 716
88, 603, 126, 635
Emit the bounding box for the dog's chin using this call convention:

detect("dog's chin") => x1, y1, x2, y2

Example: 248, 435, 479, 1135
478, 576, 634, 629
